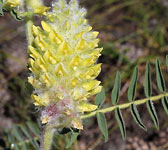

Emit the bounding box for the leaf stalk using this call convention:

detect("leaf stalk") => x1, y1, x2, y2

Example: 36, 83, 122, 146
81, 92, 168, 119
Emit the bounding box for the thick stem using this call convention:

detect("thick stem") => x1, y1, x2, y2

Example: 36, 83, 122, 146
81, 92, 168, 119
26, 19, 34, 45
40, 125, 55, 150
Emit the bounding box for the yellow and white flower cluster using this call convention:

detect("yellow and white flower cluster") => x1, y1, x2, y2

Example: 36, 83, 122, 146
28, 0, 102, 129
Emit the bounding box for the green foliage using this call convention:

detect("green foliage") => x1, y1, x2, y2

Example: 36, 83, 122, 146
111, 71, 121, 105
95, 88, 106, 108
93, 57, 168, 141
4, 121, 80, 150
130, 104, 146, 131
5, 121, 40, 150
156, 58, 166, 92
0, 0, 3, 16
66, 132, 79, 149
144, 63, 152, 97
10, 9, 22, 21
114, 107, 126, 140
128, 66, 138, 101
97, 112, 108, 142
146, 100, 159, 129
161, 97, 168, 116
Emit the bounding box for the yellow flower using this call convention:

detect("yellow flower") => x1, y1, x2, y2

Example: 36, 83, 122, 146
27, 0, 50, 16
28, 0, 102, 129
4, 0, 20, 8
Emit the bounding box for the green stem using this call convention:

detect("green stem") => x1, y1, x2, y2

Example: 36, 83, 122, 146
26, 19, 34, 45
81, 92, 168, 119
40, 126, 55, 150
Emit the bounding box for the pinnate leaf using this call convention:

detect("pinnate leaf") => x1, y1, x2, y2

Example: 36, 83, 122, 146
95, 88, 106, 108
97, 112, 108, 142
146, 100, 159, 129
144, 63, 152, 97
128, 66, 138, 101
156, 58, 166, 92
130, 104, 146, 131
111, 71, 121, 105
115, 107, 126, 140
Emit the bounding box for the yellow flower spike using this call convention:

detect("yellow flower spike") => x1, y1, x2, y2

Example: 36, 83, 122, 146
55, 63, 67, 76
41, 73, 52, 87
28, 0, 50, 16
88, 26, 92, 31
83, 19, 88, 24
43, 50, 58, 64
34, 58, 47, 73
49, 31, 62, 44
72, 118, 83, 130
28, 77, 40, 88
39, 64, 47, 72
34, 36, 47, 51
29, 66, 38, 74
77, 102, 97, 112
65, 21, 71, 30
32, 25, 41, 36
74, 32, 84, 39
32, 95, 45, 106
39, 34, 48, 48
56, 92, 64, 100
92, 31, 99, 38
33, 5, 50, 16
91, 63, 102, 76
83, 57, 97, 67
81, 63, 101, 80
28, 0, 103, 130
53, 31, 64, 43
71, 78, 79, 87
49, 32, 56, 43
75, 39, 87, 51
41, 21, 53, 33
57, 41, 72, 55
69, 56, 82, 69
83, 80, 101, 92
28, 76, 34, 85
58, 0, 66, 7
89, 39, 100, 48
28, 58, 35, 67
42, 116, 50, 124
49, 56, 57, 64
73, 88, 88, 100
28, 46, 39, 59
90, 86, 102, 95
4, 0, 20, 8
43, 50, 51, 62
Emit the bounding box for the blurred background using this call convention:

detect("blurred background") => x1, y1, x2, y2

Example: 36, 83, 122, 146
0, 0, 168, 149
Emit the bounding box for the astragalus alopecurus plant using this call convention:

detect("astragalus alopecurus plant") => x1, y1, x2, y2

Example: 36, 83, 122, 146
3, 0, 102, 149
2, 0, 168, 150
27, 0, 102, 149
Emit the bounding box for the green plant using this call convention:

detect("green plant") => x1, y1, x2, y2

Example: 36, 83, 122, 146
1, 0, 168, 150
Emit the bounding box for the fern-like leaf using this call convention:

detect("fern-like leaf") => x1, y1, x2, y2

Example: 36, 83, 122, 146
146, 100, 159, 129
115, 107, 126, 140
128, 66, 138, 101
144, 63, 152, 97
161, 96, 168, 116
95, 88, 106, 109
130, 104, 147, 131
156, 58, 166, 92
111, 71, 121, 105
97, 112, 109, 142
